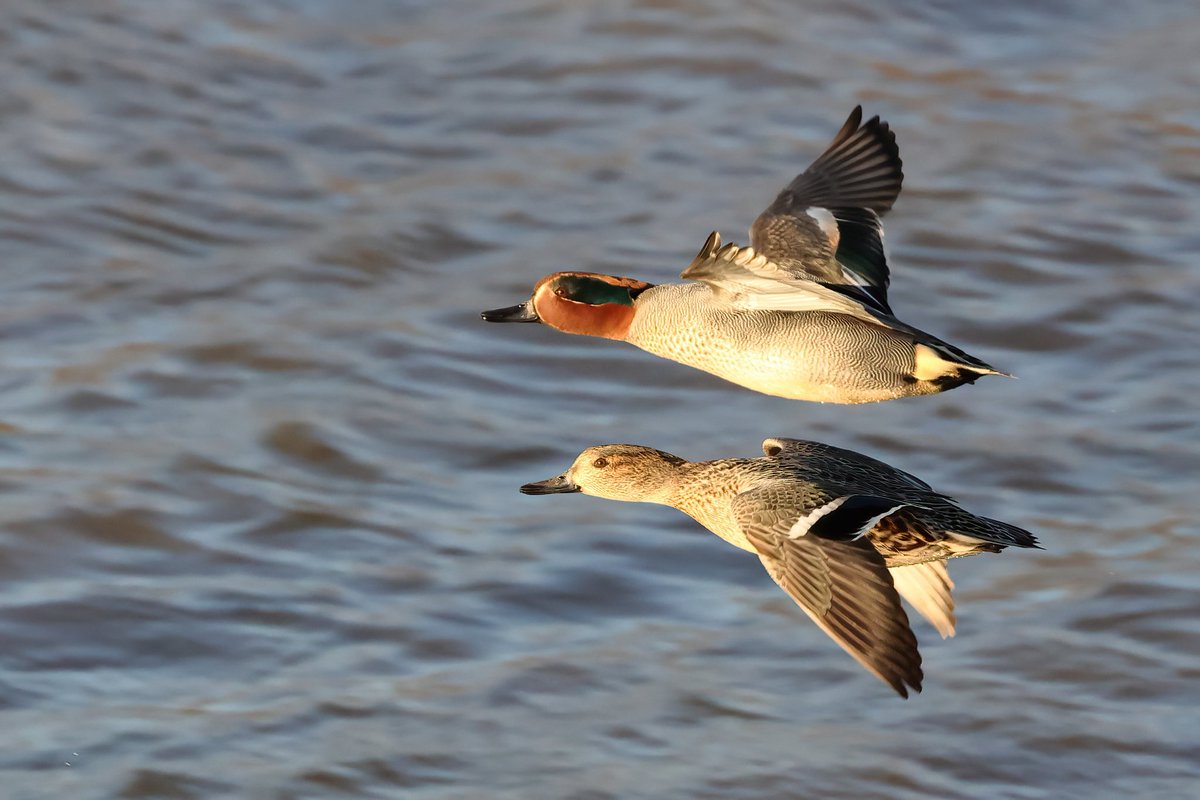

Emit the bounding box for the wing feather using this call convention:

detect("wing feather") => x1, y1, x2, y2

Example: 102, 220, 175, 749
732, 485, 923, 698
749, 106, 903, 313
680, 232, 887, 324
888, 560, 956, 639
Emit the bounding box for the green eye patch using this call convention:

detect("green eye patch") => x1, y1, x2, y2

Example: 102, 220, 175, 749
554, 276, 635, 306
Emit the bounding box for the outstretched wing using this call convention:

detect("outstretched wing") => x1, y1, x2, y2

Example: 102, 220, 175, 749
749, 106, 903, 314
731, 483, 922, 698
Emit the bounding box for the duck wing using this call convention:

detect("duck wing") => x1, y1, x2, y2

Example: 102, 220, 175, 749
680, 232, 887, 324
760, 437, 935, 493
732, 485, 922, 698
888, 560, 956, 639
748, 106, 903, 314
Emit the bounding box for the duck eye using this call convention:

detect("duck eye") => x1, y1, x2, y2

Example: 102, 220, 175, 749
592, 457, 608, 468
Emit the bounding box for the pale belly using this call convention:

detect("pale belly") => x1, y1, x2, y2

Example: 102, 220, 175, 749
629, 308, 923, 404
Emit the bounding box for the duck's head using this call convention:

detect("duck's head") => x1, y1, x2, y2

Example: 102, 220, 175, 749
481, 273, 653, 340
520, 444, 686, 503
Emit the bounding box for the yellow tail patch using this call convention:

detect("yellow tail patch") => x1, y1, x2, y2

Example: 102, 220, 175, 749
912, 343, 959, 381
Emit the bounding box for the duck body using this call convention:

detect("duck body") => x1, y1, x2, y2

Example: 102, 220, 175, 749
625, 282, 977, 403
521, 437, 1040, 697
611, 436, 1035, 564
483, 106, 1009, 404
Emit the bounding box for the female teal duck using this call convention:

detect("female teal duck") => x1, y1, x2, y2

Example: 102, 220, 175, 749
521, 437, 1039, 697
483, 107, 1008, 404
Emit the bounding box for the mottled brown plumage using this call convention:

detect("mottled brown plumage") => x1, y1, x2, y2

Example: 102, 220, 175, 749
521, 437, 1039, 697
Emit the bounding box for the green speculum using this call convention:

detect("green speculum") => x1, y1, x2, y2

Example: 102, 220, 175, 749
555, 276, 634, 306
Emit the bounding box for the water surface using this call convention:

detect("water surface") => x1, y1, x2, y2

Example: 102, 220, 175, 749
1, 1, 1198, 797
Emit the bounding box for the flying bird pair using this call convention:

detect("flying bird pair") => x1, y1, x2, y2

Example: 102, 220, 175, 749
482, 107, 1037, 696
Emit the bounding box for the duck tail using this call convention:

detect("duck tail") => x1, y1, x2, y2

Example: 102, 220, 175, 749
912, 339, 1011, 390
944, 514, 1040, 551
974, 516, 1041, 549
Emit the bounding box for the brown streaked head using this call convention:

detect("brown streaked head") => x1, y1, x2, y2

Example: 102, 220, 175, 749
521, 444, 686, 504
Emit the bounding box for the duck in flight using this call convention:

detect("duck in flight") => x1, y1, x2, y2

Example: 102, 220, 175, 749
520, 437, 1040, 696
483, 107, 1008, 404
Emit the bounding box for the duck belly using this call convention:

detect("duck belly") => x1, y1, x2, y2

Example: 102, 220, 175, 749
630, 308, 927, 404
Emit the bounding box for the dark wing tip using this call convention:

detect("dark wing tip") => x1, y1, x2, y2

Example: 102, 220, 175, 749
831, 106, 865, 148
886, 646, 924, 699
894, 645, 924, 697
892, 672, 922, 699
865, 114, 904, 191
812, 539, 925, 699
848, 112, 904, 209
876, 616, 924, 698
773, 107, 906, 216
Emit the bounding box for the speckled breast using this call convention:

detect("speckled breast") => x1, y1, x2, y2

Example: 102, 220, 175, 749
627, 285, 920, 403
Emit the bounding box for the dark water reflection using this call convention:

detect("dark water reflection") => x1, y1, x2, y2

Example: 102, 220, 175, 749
1, 0, 1198, 797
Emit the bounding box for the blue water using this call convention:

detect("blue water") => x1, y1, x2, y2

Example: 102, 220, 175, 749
0, 1, 1198, 797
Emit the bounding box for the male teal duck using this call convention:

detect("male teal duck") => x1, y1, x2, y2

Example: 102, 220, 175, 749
483, 107, 1008, 404
521, 437, 1039, 697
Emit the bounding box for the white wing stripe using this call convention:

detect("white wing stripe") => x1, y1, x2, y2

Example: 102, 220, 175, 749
789, 498, 907, 541
805, 207, 840, 248
854, 505, 908, 539
786, 496, 848, 539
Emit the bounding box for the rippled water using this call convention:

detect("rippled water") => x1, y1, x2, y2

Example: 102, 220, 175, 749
1, 1, 1198, 797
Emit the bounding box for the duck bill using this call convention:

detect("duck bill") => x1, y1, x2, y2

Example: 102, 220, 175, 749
481, 300, 539, 323
519, 473, 580, 495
